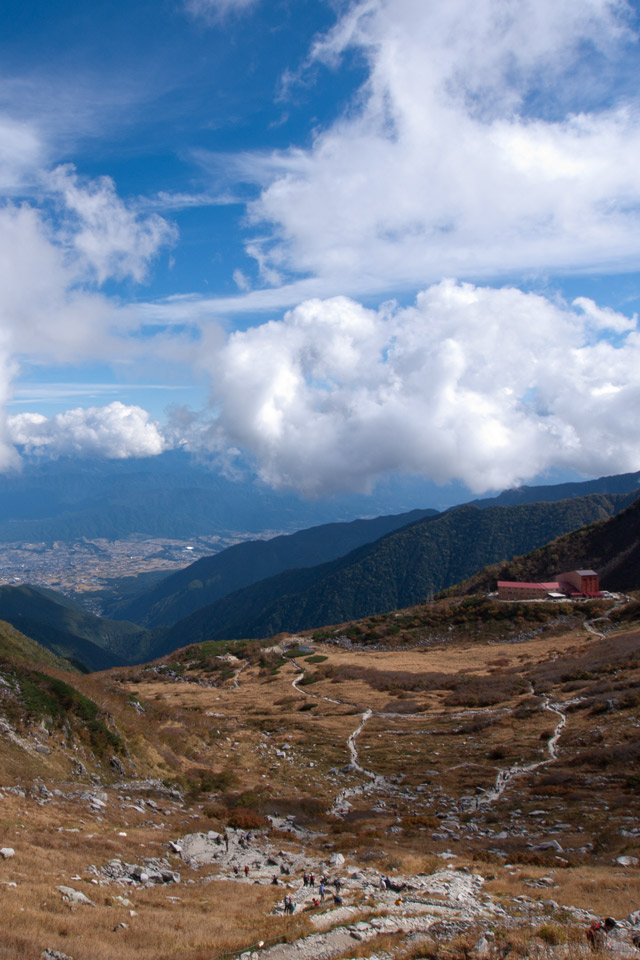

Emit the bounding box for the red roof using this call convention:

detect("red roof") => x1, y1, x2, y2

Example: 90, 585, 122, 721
498, 581, 560, 590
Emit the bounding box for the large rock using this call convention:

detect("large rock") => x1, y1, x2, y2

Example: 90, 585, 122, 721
57, 886, 95, 906
0, 847, 15, 859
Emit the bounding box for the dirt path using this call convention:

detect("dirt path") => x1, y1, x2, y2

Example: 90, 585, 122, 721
473, 698, 567, 809
288, 656, 391, 817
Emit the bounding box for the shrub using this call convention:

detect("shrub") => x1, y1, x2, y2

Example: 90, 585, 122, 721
536, 924, 566, 945
227, 808, 264, 830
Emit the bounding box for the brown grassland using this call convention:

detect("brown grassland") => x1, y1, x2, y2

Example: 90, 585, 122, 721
1, 595, 640, 958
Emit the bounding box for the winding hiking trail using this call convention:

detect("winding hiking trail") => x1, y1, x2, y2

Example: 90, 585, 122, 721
472, 698, 567, 810
288, 653, 391, 816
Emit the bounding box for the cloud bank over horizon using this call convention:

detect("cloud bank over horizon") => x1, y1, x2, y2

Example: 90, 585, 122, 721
7, 284, 640, 498
8, 402, 167, 461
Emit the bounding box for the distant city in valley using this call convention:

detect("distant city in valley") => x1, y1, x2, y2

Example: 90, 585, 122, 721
0, 533, 276, 597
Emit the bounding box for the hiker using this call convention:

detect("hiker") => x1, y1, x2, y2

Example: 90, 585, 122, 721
302, 873, 308, 887
224, 833, 229, 851
312, 898, 320, 909
309, 873, 315, 887
244, 865, 249, 877
271, 875, 279, 885
333, 894, 343, 906
587, 918, 616, 951
333, 877, 341, 892
233, 865, 239, 875
379, 875, 387, 890
319, 880, 325, 900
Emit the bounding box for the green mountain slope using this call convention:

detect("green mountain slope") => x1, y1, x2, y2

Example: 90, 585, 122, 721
447, 493, 640, 596
0, 586, 152, 670
158, 490, 635, 651
0, 619, 79, 673
106, 507, 437, 627
108, 471, 640, 630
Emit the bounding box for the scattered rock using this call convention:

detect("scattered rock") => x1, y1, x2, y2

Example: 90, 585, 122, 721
42, 950, 74, 960
616, 856, 639, 867
474, 936, 491, 958
110, 756, 126, 776
57, 886, 96, 906
532, 840, 563, 852
0, 847, 15, 859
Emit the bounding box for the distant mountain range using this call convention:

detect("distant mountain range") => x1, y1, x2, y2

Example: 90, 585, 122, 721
2, 468, 639, 669
155, 490, 636, 652
105, 469, 640, 629
105, 508, 438, 627
0, 451, 466, 543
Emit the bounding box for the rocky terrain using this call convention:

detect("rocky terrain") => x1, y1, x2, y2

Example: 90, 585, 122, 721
1, 596, 639, 959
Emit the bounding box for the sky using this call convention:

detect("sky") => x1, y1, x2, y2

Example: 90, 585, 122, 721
2, 0, 640, 500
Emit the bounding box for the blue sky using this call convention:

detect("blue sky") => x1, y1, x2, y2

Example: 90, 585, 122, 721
1, 0, 640, 499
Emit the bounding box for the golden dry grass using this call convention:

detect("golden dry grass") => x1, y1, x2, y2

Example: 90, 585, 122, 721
0, 788, 309, 960
2, 616, 640, 958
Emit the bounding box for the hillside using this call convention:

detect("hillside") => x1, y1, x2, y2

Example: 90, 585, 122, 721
105, 507, 437, 627
158, 490, 634, 651
1, 596, 639, 960
0, 586, 153, 670
0, 619, 78, 673
447, 492, 640, 597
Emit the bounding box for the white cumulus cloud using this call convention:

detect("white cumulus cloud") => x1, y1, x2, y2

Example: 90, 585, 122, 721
193, 282, 640, 496
8, 402, 168, 460
47, 164, 176, 285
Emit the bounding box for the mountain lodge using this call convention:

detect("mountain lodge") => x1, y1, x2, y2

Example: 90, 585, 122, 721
497, 569, 600, 601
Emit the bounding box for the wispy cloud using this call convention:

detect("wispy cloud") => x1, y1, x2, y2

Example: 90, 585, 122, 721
184, 0, 261, 22
208, 0, 640, 303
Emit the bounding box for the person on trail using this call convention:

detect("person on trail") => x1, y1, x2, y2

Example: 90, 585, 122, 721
233, 866, 239, 875
271, 875, 279, 885
333, 894, 343, 906
303, 873, 308, 887
587, 918, 616, 950
312, 898, 320, 909
244, 865, 249, 877
379, 875, 387, 890
333, 878, 341, 892
309, 873, 315, 887
319, 881, 325, 900
224, 833, 229, 851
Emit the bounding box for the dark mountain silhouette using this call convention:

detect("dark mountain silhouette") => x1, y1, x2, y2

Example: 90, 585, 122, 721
105, 508, 437, 627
